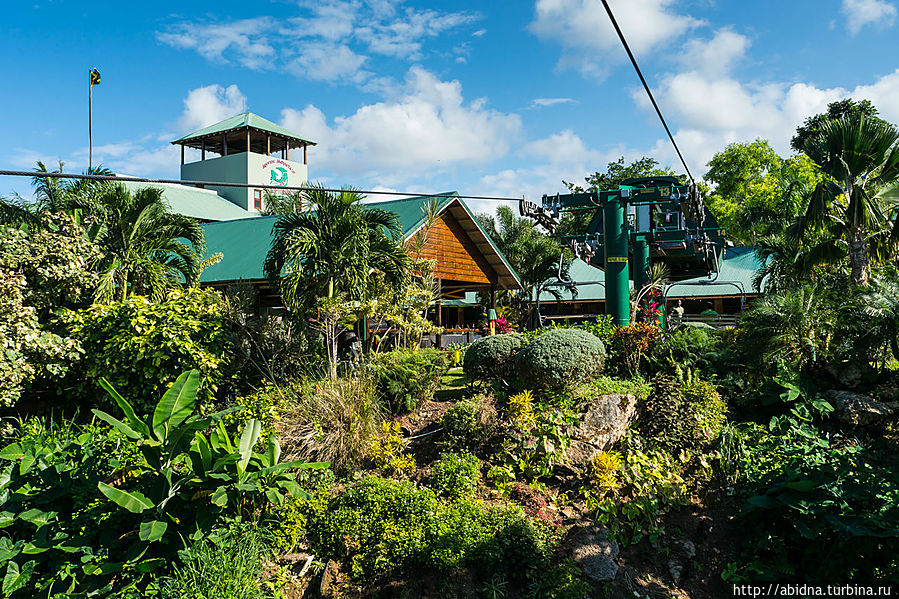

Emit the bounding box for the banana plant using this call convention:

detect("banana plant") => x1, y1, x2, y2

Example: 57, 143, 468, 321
92, 370, 328, 561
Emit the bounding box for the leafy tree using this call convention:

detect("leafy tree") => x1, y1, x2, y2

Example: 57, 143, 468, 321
90, 184, 206, 302
703, 139, 823, 243
476, 205, 572, 328
261, 189, 305, 215
264, 186, 409, 379
799, 115, 899, 286
1, 162, 112, 229
558, 156, 679, 240
791, 98, 886, 153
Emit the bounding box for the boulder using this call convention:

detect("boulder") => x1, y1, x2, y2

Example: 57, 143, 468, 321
824, 389, 894, 427
569, 525, 619, 582
565, 394, 637, 465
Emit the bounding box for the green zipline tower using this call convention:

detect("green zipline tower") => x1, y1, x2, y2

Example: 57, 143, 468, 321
520, 177, 724, 326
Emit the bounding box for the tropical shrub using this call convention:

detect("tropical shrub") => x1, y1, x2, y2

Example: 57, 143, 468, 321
429, 452, 480, 498
440, 396, 489, 451
681, 372, 728, 444
587, 451, 623, 494
636, 374, 697, 453
62, 287, 230, 414
369, 422, 415, 476
515, 328, 606, 390
507, 389, 536, 429
368, 348, 450, 414
0, 213, 100, 406
645, 325, 725, 378
279, 375, 384, 473
502, 403, 577, 481
610, 322, 660, 377
301, 476, 555, 585
463, 333, 525, 382
595, 434, 689, 546
577, 314, 616, 346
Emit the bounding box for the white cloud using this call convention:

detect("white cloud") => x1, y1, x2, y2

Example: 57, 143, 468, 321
177, 84, 248, 133
530, 97, 577, 108
280, 66, 522, 181
156, 18, 275, 69
636, 30, 899, 177
288, 43, 369, 82
529, 0, 704, 79
841, 0, 897, 34
681, 28, 749, 76
158, 2, 481, 85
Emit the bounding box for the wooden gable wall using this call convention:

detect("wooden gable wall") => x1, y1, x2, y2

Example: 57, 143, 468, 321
412, 213, 497, 285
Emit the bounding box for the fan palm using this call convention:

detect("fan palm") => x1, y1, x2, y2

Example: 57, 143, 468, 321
799, 116, 899, 286
859, 268, 899, 362
91, 184, 205, 302
264, 186, 409, 378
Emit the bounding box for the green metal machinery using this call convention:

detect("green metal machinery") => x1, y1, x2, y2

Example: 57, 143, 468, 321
520, 176, 726, 325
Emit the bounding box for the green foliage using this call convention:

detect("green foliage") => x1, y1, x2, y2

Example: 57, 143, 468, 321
463, 333, 525, 382
0, 418, 145, 595
515, 328, 605, 390
735, 420, 899, 581
368, 348, 450, 414
587, 451, 622, 495
0, 370, 330, 596
645, 325, 724, 378
159, 521, 272, 599
501, 401, 577, 481
440, 397, 487, 451
0, 212, 100, 406
568, 375, 651, 403
302, 476, 555, 585
62, 287, 230, 414
681, 372, 728, 443
576, 314, 616, 346
279, 375, 384, 473
429, 452, 480, 498
595, 434, 689, 546
738, 285, 836, 372
703, 139, 823, 243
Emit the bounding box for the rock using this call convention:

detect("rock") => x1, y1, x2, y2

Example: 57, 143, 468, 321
565, 394, 637, 466
679, 539, 696, 559
668, 560, 684, 583
569, 525, 619, 582
824, 389, 894, 427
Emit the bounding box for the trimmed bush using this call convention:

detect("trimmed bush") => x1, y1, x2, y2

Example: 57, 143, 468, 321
514, 328, 606, 390
368, 348, 450, 414
463, 333, 525, 382
440, 396, 489, 451
429, 452, 480, 498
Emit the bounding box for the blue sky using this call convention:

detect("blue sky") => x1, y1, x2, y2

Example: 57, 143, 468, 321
4, 0, 899, 214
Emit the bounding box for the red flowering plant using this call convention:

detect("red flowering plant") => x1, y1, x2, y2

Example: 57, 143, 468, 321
479, 317, 512, 336
636, 288, 664, 324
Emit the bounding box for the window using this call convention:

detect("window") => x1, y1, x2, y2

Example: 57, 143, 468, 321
253, 189, 262, 210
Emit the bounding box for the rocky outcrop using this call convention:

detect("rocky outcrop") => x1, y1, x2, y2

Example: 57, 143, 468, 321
569, 525, 619, 582
824, 389, 894, 427
565, 393, 637, 466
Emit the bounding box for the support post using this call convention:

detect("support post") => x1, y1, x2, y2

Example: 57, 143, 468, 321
222, 133, 227, 156
180, 144, 184, 165
267, 134, 271, 155
88, 75, 93, 170
201, 139, 205, 161
304, 145, 307, 165
634, 235, 650, 291
604, 190, 630, 326
246, 129, 251, 153
436, 279, 443, 348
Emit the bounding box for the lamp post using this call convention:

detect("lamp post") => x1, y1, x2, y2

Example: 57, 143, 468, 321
487, 308, 497, 336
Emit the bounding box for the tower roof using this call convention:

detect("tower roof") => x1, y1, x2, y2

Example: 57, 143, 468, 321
171, 112, 315, 154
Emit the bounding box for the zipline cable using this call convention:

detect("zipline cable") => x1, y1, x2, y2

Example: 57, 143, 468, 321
0, 169, 523, 203
600, 0, 696, 185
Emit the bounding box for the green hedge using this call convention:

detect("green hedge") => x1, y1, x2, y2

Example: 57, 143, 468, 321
462, 333, 525, 382
514, 328, 606, 390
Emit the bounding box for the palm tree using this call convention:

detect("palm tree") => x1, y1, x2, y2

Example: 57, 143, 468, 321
264, 186, 409, 379
800, 115, 899, 286
91, 184, 205, 302
476, 205, 573, 328
859, 268, 899, 363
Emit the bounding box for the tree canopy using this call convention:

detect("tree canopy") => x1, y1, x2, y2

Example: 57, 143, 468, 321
791, 98, 887, 153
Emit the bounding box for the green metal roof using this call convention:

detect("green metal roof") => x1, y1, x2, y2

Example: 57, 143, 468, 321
199, 194, 522, 289
533, 246, 765, 303
173, 112, 315, 146
119, 180, 251, 222
665, 246, 765, 298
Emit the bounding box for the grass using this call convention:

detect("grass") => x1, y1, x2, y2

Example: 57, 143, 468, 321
435, 367, 469, 402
